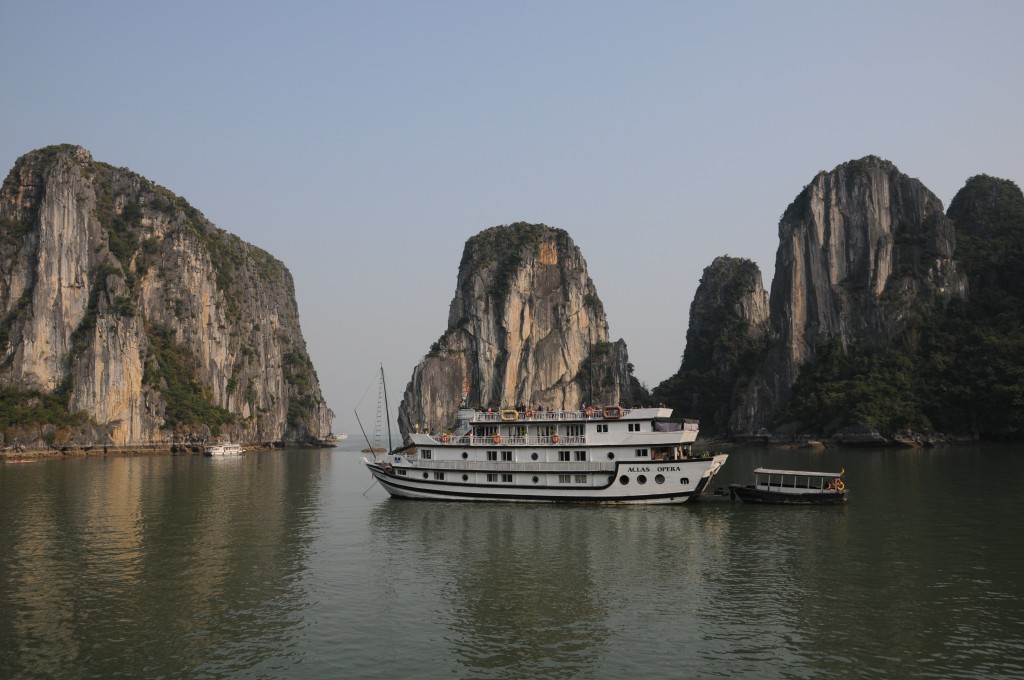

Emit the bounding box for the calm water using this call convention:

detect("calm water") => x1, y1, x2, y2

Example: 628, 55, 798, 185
1, 445, 1023, 679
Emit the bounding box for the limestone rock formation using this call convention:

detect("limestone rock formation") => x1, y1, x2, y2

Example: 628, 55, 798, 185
652, 256, 768, 434
398, 223, 643, 435
731, 156, 967, 433
0, 144, 333, 447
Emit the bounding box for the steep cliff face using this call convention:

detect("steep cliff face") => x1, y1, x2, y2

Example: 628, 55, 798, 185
0, 145, 333, 446
653, 256, 768, 434
398, 223, 643, 435
731, 156, 967, 433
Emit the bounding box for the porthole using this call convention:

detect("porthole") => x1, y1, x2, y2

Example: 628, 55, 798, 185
637, 475, 647, 485
423, 472, 429, 479
619, 475, 629, 485
531, 452, 538, 461
607, 452, 615, 460
462, 451, 468, 459
532, 476, 539, 484
462, 474, 469, 482
655, 474, 666, 484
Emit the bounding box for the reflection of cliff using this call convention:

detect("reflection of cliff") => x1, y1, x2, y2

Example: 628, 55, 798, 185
0, 453, 327, 677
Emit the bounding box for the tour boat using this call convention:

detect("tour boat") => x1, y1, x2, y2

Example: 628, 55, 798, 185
363, 406, 727, 504
729, 468, 848, 504
204, 442, 244, 456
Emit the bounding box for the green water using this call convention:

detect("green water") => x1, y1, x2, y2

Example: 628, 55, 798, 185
1, 445, 1022, 679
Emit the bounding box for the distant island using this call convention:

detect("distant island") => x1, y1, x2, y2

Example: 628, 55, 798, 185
400, 158, 1024, 445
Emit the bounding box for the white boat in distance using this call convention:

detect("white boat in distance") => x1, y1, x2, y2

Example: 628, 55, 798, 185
204, 442, 243, 456
364, 406, 727, 504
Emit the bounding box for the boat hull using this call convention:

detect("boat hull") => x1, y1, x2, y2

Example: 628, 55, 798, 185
729, 484, 847, 505
365, 455, 727, 505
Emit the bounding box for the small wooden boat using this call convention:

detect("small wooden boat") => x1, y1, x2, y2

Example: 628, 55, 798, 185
729, 467, 847, 504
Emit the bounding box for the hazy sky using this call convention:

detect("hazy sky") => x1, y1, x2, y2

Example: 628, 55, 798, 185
3, 1, 1022, 434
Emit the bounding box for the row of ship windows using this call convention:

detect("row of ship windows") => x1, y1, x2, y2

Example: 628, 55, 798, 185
396, 470, 690, 486
419, 449, 651, 460
474, 424, 645, 436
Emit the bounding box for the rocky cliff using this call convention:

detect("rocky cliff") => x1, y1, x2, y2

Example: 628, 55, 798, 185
652, 256, 768, 434
0, 145, 333, 447
730, 156, 967, 433
398, 223, 643, 435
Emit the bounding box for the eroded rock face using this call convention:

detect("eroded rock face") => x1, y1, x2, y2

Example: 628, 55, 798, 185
731, 156, 967, 433
653, 256, 768, 434
398, 223, 642, 435
0, 145, 333, 446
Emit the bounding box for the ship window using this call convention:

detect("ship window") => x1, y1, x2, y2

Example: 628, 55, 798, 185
655, 474, 666, 484
462, 451, 468, 459
538, 425, 556, 437
476, 425, 498, 437
501, 473, 513, 483
567, 425, 584, 437
637, 475, 647, 485
421, 450, 432, 459
434, 472, 445, 480
462, 474, 469, 482
680, 477, 689, 485
486, 473, 498, 482
487, 450, 498, 461
531, 452, 539, 461
574, 450, 587, 461
619, 475, 629, 485
501, 450, 513, 461
596, 424, 608, 433
635, 449, 649, 457
574, 474, 587, 484
628, 423, 638, 432
607, 452, 615, 459
532, 476, 539, 484
558, 450, 570, 461
397, 469, 407, 476
558, 474, 572, 484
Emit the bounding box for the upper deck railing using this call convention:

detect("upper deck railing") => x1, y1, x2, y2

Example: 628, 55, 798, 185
461, 407, 698, 426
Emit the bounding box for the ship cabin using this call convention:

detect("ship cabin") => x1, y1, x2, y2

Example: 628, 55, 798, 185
403, 406, 700, 465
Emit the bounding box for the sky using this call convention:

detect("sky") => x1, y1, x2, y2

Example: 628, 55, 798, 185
2, 1, 1022, 435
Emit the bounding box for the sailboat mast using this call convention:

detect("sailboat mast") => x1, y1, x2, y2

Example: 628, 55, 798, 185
381, 364, 394, 454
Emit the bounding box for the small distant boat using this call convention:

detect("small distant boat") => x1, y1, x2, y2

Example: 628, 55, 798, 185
204, 442, 244, 456
730, 468, 847, 504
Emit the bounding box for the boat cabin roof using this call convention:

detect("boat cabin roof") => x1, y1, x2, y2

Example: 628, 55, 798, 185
754, 468, 844, 477
460, 406, 679, 424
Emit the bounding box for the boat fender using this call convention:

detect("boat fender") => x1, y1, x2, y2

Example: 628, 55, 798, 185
551, 433, 560, 444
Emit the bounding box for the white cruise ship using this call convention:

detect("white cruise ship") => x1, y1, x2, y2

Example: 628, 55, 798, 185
363, 405, 726, 504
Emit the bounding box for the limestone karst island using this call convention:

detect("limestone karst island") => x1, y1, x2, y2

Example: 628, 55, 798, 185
0, 145, 333, 453
2, 145, 1023, 456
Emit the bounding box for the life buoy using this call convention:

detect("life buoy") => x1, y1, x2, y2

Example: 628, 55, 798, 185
603, 405, 623, 419
585, 407, 595, 417
551, 433, 560, 444
836, 480, 845, 492
501, 409, 519, 422
525, 409, 534, 419
441, 434, 450, 443
493, 434, 502, 444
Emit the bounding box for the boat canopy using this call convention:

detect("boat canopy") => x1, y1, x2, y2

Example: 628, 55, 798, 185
754, 468, 843, 477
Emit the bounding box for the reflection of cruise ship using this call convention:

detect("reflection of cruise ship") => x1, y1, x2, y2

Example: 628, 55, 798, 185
364, 406, 726, 504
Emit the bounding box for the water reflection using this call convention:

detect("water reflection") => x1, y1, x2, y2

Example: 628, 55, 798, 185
0, 452, 328, 679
